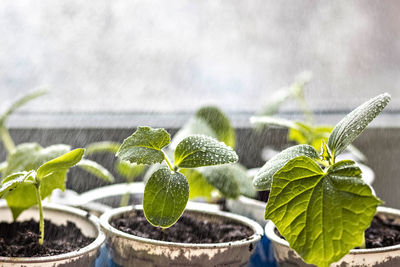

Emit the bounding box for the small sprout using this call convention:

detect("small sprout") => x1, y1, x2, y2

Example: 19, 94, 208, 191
0, 148, 85, 245
253, 93, 391, 267
117, 126, 238, 228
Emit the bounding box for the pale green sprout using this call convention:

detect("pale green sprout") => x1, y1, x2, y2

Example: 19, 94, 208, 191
0, 149, 85, 245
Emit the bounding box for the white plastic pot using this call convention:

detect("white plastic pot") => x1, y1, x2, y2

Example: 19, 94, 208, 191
265, 206, 400, 266
0, 203, 105, 267
226, 195, 266, 226
100, 205, 263, 267
77, 182, 145, 216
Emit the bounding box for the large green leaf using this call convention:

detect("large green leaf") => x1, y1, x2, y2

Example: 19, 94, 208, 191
253, 145, 319, 191
265, 157, 381, 267
116, 127, 171, 165
195, 106, 236, 148
174, 135, 238, 168
328, 93, 390, 158
143, 167, 189, 228
4, 143, 71, 176
37, 148, 85, 179
77, 159, 115, 183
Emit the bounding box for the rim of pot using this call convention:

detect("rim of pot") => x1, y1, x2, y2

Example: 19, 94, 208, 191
100, 205, 263, 248
77, 182, 145, 205
265, 206, 400, 254
0, 203, 105, 263
235, 195, 266, 209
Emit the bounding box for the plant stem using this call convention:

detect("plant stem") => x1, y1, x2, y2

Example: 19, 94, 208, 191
120, 191, 130, 207
0, 126, 15, 153
360, 234, 366, 249
162, 151, 174, 172
34, 184, 45, 245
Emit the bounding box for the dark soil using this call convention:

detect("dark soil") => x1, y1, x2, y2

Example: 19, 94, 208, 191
0, 219, 94, 257
111, 210, 254, 243
255, 190, 270, 203
365, 213, 400, 248
274, 213, 400, 249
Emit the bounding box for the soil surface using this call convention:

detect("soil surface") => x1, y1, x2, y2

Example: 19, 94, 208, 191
274, 213, 400, 249
0, 219, 94, 257
111, 210, 254, 243
365, 213, 400, 248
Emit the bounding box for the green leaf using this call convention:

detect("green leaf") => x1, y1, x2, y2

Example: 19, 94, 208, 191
0, 89, 47, 126
39, 170, 67, 199
250, 116, 299, 130
0, 161, 7, 176
77, 159, 115, 183
143, 167, 189, 228
85, 141, 121, 155
171, 117, 217, 148
234, 164, 257, 198
37, 148, 85, 179
116, 127, 171, 165
289, 123, 332, 151
174, 135, 238, 168
253, 144, 319, 191
195, 106, 236, 148
197, 165, 240, 199
6, 182, 38, 220
328, 93, 391, 158
0, 171, 34, 198
4, 143, 71, 177
115, 160, 146, 182
265, 157, 381, 267
320, 140, 332, 162
180, 168, 214, 199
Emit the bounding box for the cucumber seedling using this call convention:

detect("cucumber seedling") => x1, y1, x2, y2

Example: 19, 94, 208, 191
0, 148, 85, 245
253, 93, 391, 267
169, 106, 255, 200
0, 90, 115, 184
116, 126, 238, 228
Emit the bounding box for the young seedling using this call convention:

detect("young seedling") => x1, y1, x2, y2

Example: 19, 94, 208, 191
252, 72, 366, 162
0, 148, 85, 245
85, 141, 146, 206
0, 90, 114, 184
253, 93, 391, 267
117, 126, 238, 228
169, 106, 256, 200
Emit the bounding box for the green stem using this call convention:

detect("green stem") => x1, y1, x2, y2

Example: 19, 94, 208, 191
120, 192, 130, 207
162, 151, 174, 172
360, 234, 366, 249
35, 184, 45, 245
0, 126, 15, 154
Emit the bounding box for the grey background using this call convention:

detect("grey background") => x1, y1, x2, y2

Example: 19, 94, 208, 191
0, 0, 399, 113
